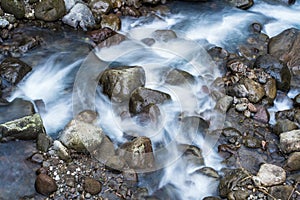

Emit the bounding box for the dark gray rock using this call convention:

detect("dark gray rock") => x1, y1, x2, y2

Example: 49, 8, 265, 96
227, 0, 254, 9
285, 152, 300, 171
0, 0, 25, 19
129, 87, 171, 115
35, 0, 66, 21
273, 119, 298, 135
37, 131, 52, 152
255, 54, 291, 92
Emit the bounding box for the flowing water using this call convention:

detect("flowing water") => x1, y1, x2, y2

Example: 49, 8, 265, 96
2, 0, 300, 199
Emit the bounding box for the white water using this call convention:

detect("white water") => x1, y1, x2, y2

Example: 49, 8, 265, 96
7, 0, 300, 199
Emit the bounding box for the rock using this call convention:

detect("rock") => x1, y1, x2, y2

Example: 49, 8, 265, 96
164, 69, 195, 86
87, 27, 116, 44
97, 32, 127, 48
37, 132, 52, 152
105, 155, 127, 171
178, 144, 205, 166
83, 177, 102, 195
0, 98, 34, 124
243, 78, 265, 103
264, 78, 277, 104
269, 185, 294, 200
59, 118, 105, 153
129, 87, 171, 115
75, 110, 98, 124
227, 83, 249, 98
253, 106, 270, 123
53, 140, 71, 162
0, 114, 45, 141
195, 167, 219, 179
34, 0, 66, 21
214, 95, 233, 113
0, 57, 32, 94
0, 0, 25, 19
35, 174, 58, 196
280, 130, 300, 153
122, 168, 138, 186
30, 153, 44, 164
244, 110, 251, 118
152, 30, 177, 42
219, 168, 249, 198
222, 127, 242, 138
207, 47, 229, 74
121, 6, 141, 17
99, 66, 145, 103
118, 136, 155, 170
243, 136, 261, 148
273, 119, 298, 135
255, 163, 286, 186
235, 103, 248, 112
180, 116, 209, 139
89, 0, 112, 15
64, 0, 76, 11
294, 93, 300, 107
247, 103, 257, 113
227, 59, 248, 73
136, 103, 161, 127
227, 0, 254, 9
255, 54, 291, 92
100, 14, 121, 31
285, 152, 300, 171
62, 3, 95, 30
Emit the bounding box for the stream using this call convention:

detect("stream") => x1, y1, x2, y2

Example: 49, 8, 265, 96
1, 0, 300, 199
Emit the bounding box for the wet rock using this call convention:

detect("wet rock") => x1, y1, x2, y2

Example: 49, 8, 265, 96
37, 131, 52, 152
0, 57, 32, 94
255, 163, 286, 186
118, 136, 155, 170
227, 59, 248, 73
62, 3, 95, 30
122, 168, 138, 186
294, 93, 300, 107
136, 103, 161, 127
222, 127, 242, 138
227, 0, 254, 9
100, 14, 121, 31
164, 69, 195, 86
215, 95, 233, 113
264, 78, 277, 104
243, 78, 265, 103
255, 54, 291, 92
207, 46, 229, 74
59, 117, 105, 153
97, 32, 127, 48
87, 27, 116, 44
178, 144, 204, 166
64, 0, 76, 11
235, 103, 248, 112
0, 114, 44, 141
285, 152, 300, 171
195, 167, 219, 179
84, 177, 102, 195
275, 108, 296, 121
30, 153, 44, 164
129, 87, 171, 115
228, 83, 249, 98
35, 174, 58, 196
0, 98, 34, 124
105, 155, 127, 171
280, 129, 300, 153
253, 105, 269, 124
99, 66, 145, 103
152, 30, 177, 42
34, 0, 66, 21
53, 140, 71, 162
219, 168, 249, 198
89, 0, 112, 15
180, 116, 209, 139
273, 119, 298, 135
269, 185, 294, 200
121, 6, 141, 17
243, 136, 261, 148
0, 0, 25, 19
75, 110, 98, 124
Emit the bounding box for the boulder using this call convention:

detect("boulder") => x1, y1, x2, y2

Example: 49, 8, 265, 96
0, 0, 25, 19
101, 14, 121, 31
0, 114, 45, 141
243, 78, 265, 103
35, 0, 66, 21
0, 57, 32, 94
99, 66, 146, 103
89, 0, 112, 15
118, 136, 155, 170
285, 152, 300, 171
273, 119, 298, 135
35, 174, 58, 196
255, 54, 291, 92
280, 129, 300, 153
129, 87, 171, 115
0, 98, 34, 124
255, 163, 286, 186
164, 69, 195, 86
264, 78, 277, 104
62, 3, 95, 30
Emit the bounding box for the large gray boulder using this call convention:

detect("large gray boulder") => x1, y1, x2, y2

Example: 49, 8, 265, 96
35, 0, 66, 21
99, 66, 145, 103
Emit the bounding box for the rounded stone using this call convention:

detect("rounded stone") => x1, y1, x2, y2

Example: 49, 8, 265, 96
83, 177, 102, 195
35, 174, 58, 196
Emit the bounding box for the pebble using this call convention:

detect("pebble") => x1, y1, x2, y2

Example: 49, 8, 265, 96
35, 174, 58, 195
244, 110, 251, 118
247, 103, 257, 113
236, 103, 248, 112
84, 177, 102, 195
